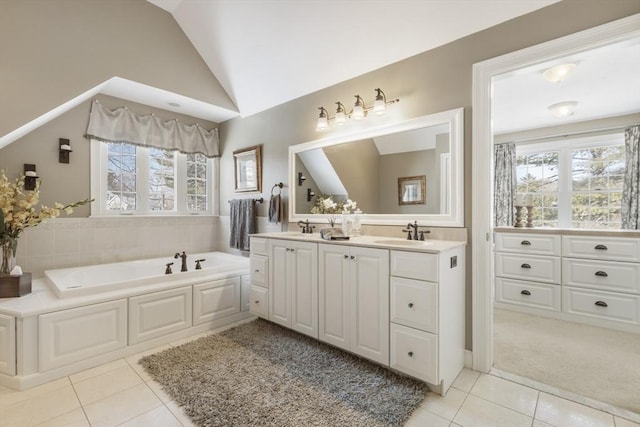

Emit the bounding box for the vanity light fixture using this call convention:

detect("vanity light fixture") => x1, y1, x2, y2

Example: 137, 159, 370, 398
542, 63, 577, 83
315, 88, 399, 131
549, 101, 578, 118
23, 164, 38, 191
58, 138, 72, 163
298, 172, 307, 186
306, 188, 315, 202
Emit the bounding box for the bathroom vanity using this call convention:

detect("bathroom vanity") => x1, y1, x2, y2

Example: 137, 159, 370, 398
495, 228, 640, 332
249, 232, 466, 395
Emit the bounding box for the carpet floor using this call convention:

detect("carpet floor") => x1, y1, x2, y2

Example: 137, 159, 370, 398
493, 308, 640, 414
140, 319, 427, 427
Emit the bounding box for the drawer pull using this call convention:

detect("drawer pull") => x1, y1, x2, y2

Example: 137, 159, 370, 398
520, 240, 532, 246
350, 255, 355, 260
520, 290, 531, 296
595, 271, 608, 277
408, 351, 414, 357
594, 244, 608, 251
408, 302, 414, 308
594, 300, 608, 308
254, 269, 260, 273
344, 255, 349, 259
521, 263, 532, 269
254, 300, 260, 304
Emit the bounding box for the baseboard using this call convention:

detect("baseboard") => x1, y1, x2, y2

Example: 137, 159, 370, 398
464, 349, 473, 369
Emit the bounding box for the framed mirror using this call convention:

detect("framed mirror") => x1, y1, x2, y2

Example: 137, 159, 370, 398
289, 108, 464, 226
233, 145, 262, 193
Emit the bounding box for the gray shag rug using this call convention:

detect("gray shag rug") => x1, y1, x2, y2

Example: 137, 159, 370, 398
140, 319, 427, 426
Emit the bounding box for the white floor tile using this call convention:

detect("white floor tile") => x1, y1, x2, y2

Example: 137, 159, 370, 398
532, 420, 555, 427
69, 358, 128, 384
73, 364, 143, 405
118, 405, 182, 427
0, 377, 71, 408
170, 331, 210, 347
33, 408, 89, 427
471, 374, 539, 417
0, 385, 80, 427
404, 407, 450, 427
419, 388, 467, 420
614, 417, 640, 427
146, 380, 173, 403
452, 368, 481, 393
82, 383, 162, 427
165, 400, 198, 427
535, 393, 615, 427
453, 394, 532, 427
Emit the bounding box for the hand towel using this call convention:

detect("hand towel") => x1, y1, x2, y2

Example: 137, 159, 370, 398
229, 199, 256, 251
268, 194, 281, 223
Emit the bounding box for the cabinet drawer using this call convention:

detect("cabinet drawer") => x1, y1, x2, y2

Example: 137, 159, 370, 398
250, 237, 268, 256
129, 287, 192, 345
390, 323, 438, 384
249, 285, 269, 319
495, 253, 561, 284
390, 250, 438, 282
495, 278, 560, 311
562, 236, 640, 262
193, 277, 241, 325
563, 259, 640, 294
563, 287, 638, 324
495, 233, 561, 256
391, 277, 437, 333
250, 255, 268, 287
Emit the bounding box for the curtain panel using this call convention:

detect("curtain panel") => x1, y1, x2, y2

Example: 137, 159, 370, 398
622, 124, 639, 230
85, 100, 220, 157
494, 142, 517, 227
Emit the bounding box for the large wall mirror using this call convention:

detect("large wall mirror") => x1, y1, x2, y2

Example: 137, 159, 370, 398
289, 108, 464, 226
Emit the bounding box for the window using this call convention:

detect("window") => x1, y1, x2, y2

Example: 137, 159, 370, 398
516, 133, 625, 229
92, 141, 217, 216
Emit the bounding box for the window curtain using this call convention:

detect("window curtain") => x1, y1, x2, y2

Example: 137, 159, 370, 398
622, 124, 639, 230
494, 142, 517, 227
85, 100, 220, 157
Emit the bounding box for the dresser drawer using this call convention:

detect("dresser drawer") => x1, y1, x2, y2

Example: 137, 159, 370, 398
495, 233, 561, 256
250, 237, 268, 256
249, 285, 269, 319
563, 287, 638, 324
495, 253, 561, 284
563, 259, 640, 294
391, 277, 437, 333
390, 251, 438, 282
562, 236, 640, 262
250, 255, 268, 287
390, 323, 438, 384
495, 278, 560, 311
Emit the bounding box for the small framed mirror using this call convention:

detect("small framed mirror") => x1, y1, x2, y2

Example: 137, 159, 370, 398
398, 175, 426, 205
233, 145, 262, 193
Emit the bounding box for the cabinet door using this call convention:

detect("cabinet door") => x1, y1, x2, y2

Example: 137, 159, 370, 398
319, 244, 351, 351
193, 277, 241, 325
269, 240, 291, 327
291, 241, 318, 338
0, 314, 15, 375
129, 287, 192, 345
351, 246, 389, 365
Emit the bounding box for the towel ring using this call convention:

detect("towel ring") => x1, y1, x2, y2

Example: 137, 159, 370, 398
271, 182, 284, 195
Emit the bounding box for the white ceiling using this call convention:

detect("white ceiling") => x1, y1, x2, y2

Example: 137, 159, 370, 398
148, 0, 560, 118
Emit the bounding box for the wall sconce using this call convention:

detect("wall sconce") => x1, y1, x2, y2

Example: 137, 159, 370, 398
298, 172, 307, 186
58, 138, 72, 163
307, 188, 315, 202
23, 164, 38, 191
316, 88, 399, 131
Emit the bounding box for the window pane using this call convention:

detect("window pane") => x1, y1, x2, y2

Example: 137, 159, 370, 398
106, 143, 137, 212
148, 149, 176, 212
186, 154, 209, 212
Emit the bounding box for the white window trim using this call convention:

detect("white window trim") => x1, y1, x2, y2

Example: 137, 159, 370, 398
90, 139, 219, 217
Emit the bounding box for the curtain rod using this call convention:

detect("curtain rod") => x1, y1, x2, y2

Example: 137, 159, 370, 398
495, 124, 634, 145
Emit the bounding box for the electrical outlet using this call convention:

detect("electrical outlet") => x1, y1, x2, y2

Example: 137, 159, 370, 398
450, 256, 457, 268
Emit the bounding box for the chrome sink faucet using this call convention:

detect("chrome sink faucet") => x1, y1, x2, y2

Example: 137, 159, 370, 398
174, 251, 188, 272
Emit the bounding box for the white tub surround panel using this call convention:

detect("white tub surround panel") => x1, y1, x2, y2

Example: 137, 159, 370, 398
495, 229, 640, 333
249, 232, 466, 396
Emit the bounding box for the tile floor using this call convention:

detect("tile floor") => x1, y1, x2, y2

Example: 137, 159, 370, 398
0, 331, 638, 427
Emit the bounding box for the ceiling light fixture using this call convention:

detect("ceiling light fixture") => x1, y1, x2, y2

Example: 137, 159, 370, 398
316, 88, 399, 131
542, 63, 577, 82
548, 101, 578, 118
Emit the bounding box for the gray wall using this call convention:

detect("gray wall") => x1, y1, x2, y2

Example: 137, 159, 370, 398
378, 150, 435, 214
0, 0, 235, 140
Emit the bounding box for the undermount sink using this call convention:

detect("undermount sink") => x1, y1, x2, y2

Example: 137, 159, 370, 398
372, 239, 432, 246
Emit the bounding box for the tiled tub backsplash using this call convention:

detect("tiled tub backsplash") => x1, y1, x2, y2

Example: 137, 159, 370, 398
16, 216, 221, 278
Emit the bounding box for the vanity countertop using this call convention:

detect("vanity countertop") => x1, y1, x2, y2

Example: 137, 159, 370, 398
251, 232, 466, 253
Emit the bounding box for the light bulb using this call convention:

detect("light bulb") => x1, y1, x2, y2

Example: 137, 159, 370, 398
335, 102, 346, 126
373, 88, 386, 115
352, 95, 365, 120
316, 107, 329, 131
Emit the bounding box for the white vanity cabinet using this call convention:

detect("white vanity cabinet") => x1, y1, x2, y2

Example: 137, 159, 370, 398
249, 237, 269, 319
129, 287, 192, 345
389, 248, 465, 394
269, 239, 318, 338
193, 277, 241, 325
0, 314, 16, 375
318, 244, 389, 365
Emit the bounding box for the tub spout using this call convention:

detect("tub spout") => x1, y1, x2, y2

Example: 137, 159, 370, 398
174, 251, 188, 272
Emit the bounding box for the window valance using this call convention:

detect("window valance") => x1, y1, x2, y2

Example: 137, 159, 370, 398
85, 100, 220, 157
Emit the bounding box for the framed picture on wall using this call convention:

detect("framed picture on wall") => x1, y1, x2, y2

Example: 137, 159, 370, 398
233, 145, 262, 193
398, 175, 426, 205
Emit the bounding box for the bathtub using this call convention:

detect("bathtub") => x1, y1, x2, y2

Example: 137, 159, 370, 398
44, 251, 249, 299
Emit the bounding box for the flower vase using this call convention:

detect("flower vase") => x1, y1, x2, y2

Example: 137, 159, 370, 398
1, 240, 15, 275
341, 212, 353, 237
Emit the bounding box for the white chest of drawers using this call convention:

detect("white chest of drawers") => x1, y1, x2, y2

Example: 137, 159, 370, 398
495, 231, 640, 331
